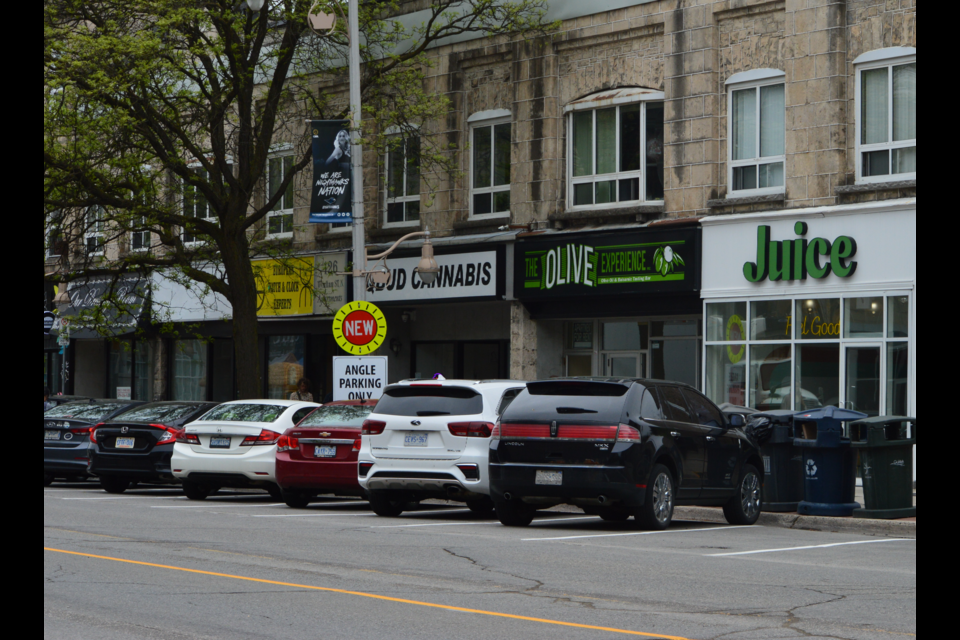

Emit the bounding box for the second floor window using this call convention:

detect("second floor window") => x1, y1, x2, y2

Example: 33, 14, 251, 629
568, 95, 664, 207
386, 137, 420, 225
46, 213, 62, 258
85, 206, 105, 256
131, 216, 150, 252
267, 154, 294, 237
729, 79, 785, 194
183, 167, 216, 244
471, 120, 511, 216
857, 52, 916, 182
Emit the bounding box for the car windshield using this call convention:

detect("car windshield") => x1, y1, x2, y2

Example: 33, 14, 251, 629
111, 403, 206, 424
44, 403, 126, 421
374, 386, 483, 417
298, 404, 373, 428
198, 404, 286, 423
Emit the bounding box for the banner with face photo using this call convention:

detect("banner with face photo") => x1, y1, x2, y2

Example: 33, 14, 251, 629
309, 120, 353, 224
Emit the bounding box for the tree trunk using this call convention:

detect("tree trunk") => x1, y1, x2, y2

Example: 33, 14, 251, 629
221, 236, 262, 399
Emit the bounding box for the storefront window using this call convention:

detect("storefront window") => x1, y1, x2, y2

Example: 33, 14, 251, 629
796, 344, 840, 410
795, 299, 840, 340
602, 322, 647, 350
567, 354, 592, 376
566, 322, 594, 349
751, 299, 792, 340
212, 339, 235, 401
652, 338, 698, 388
750, 343, 791, 411
844, 297, 884, 338
705, 345, 746, 406
887, 296, 909, 338
845, 345, 881, 416
267, 336, 305, 399
886, 342, 909, 415
415, 343, 455, 380
108, 342, 133, 399
173, 340, 207, 401
134, 342, 153, 401
651, 320, 699, 337
706, 302, 746, 342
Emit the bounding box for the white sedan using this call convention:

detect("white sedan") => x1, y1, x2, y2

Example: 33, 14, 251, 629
171, 400, 319, 500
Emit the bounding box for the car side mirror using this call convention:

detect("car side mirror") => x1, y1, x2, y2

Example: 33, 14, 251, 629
728, 414, 745, 428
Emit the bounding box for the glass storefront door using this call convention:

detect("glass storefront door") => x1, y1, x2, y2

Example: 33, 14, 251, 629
844, 344, 882, 417
602, 352, 645, 378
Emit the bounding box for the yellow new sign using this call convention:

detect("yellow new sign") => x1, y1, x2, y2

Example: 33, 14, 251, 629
333, 301, 387, 355
254, 257, 315, 316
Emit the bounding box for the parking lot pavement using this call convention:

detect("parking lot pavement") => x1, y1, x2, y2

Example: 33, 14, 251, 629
45, 483, 916, 640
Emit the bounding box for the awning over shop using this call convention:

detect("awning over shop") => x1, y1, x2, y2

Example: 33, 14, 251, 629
64, 275, 149, 338
150, 271, 232, 323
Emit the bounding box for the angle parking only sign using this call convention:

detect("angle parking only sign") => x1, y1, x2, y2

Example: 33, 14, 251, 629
333, 357, 388, 402
333, 301, 387, 355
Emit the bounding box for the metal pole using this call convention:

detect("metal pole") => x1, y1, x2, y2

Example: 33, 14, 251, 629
348, 0, 366, 302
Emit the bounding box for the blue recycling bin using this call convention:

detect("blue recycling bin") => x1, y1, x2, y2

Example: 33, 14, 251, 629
793, 406, 867, 517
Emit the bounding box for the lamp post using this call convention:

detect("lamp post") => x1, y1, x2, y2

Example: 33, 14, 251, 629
346, 0, 367, 302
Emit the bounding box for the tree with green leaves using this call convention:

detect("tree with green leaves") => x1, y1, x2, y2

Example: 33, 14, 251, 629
44, 0, 553, 398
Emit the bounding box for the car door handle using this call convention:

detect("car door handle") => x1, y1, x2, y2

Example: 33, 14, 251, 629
670, 431, 681, 437
706, 436, 717, 442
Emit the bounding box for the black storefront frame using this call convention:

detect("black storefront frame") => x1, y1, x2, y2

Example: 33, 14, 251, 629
409, 340, 510, 380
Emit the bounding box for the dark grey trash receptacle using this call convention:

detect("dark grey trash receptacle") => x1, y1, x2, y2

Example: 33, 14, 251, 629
750, 410, 804, 512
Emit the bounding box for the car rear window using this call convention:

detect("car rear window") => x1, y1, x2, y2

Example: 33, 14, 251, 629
111, 403, 206, 424
43, 403, 125, 421
527, 381, 630, 397
199, 404, 285, 423
503, 383, 629, 424
299, 404, 373, 428
374, 386, 483, 417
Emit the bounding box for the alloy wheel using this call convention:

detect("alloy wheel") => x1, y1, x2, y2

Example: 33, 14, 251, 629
652, 472, 674, 524
741, 472, 761, 520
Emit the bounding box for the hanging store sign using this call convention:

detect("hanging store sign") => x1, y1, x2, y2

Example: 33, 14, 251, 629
367, 249, 500, 302
309, 120, 353, 224
515, 228, 700, 299
333, 356, 388, 401
333, 301, 387, 355
744, 222, 858, 283
254, 257, 315, 316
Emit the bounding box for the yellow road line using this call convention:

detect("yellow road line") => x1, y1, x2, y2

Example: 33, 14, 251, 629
44, 547, 694, 640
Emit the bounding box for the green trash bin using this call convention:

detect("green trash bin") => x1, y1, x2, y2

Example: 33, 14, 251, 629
850, 417, 916, 519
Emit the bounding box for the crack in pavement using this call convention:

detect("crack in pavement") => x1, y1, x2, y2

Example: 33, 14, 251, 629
443, 548, 544, 593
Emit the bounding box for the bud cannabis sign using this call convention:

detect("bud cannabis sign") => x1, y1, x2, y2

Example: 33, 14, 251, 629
515, 229, 700, 298
743, 222, 857, 282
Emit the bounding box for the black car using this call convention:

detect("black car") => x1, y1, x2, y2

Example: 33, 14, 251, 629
489, 378, 764, 529
89, 401, 220, 494
44, 399, 146, 485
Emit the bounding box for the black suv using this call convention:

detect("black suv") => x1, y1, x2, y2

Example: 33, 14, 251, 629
489, 378, 764, 529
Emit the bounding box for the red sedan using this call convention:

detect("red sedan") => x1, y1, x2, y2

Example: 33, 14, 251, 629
275, 401, 374, 508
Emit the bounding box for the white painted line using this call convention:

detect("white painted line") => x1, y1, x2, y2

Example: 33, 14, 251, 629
523, 524, 757, 542
372, 516, 598, 529
305, 501, 370, 508
61, 497, 139, 501
707, 538, 916, 557
151, 503, 285, 509
248, 513, 379, 519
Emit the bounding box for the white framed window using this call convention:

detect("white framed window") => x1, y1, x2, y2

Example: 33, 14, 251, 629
385, 137, 421, 226
470, 115, 511, 217
46, 212, 62, 258
727, 70, 785, 196
565, 89, 665, 208
267, 154, 295, 237
130, 216, 151, 252
85, 205, 105, 256
855, 48, 916, 183
182, 166, 217, 244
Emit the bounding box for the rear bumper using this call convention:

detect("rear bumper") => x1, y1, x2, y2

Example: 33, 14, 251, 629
358, 459, 488, 500
276, 456, 363, 494
44, 443, 94, 476
88, 448, 176, 482
488, 463, 645, 507
171, 443, 277, 484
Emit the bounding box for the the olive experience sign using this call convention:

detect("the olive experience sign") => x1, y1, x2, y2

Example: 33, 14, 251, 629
744, 222, 857, 283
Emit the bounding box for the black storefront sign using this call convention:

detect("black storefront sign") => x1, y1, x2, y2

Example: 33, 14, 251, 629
516, 227, 701, 299
309, 120, 353, 224
65, 276, 149, 337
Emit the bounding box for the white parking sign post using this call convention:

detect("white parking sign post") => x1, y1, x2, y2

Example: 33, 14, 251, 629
333, 356, 388, 402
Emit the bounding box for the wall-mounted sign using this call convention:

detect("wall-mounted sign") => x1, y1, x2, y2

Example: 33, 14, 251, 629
367, 249, 501, 302
65, 276, 148, 337
744, 222, 857, 283
314, 252, 348, 316
254, 257, 315, 316
333, 356, 388, 401
333, 301, 387, 355
309, 120, 353, 224
44, 311, 55, 335
515, 228, 701, 299
116, 387, 132, 400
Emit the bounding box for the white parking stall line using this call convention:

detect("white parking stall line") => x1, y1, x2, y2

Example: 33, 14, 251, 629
706, 538, 915, 557
61, 497, 141, 501
523, 524, 757, 542
151, 503, 286, 509
372, 516, 599, 529
248, 513, 380, 519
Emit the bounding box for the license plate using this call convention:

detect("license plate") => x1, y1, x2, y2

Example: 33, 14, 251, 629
404, 433, 429, 447
116, 437, 135, 449
44, 430, 60, 441
210, 437, 231, 449
535, 470, 562, 486
314, 445, 337, 458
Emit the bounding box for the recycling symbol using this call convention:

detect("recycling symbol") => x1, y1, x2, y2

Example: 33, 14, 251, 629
805, 459, 818, 477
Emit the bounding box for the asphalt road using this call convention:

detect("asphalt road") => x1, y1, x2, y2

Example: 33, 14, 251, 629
44, 482, 916, 640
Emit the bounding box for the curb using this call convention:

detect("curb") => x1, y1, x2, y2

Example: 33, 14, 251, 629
673, 506, 916, 538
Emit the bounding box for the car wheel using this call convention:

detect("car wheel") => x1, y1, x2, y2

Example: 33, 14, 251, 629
723, 464, 763, 525
495, 500, 535, 527
466, 497, 495, 515
266, 484, 283, 501
368, 492, 405, 517
634, 464, 675, 530
598, 507, 631, 522
43, 474, 54, 487
283, 491, 311, 509
100, 476, 130, 494
182, 481, 213, 501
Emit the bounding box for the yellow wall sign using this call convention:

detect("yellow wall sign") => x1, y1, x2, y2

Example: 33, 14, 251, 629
254, 257, 315, 316
333, 301, 387, 355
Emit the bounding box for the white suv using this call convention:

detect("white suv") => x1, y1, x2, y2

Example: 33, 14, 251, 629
358, 380, 526, 517
171, 400, 319, 500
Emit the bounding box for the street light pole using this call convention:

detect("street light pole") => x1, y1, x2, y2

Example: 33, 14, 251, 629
348, 0, 366, 303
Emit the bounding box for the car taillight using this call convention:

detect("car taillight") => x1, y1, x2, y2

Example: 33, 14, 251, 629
557, 425, 619, 440
362, 420, 386, 436
277, 434, 300, 453
456, 464, 480, 480
153, 425, 180, 445
448, 422, 494, 438
616, 424, 641, 442
240, 430, 282, 446
352, 435, 363, 452
69, 426, 94, 436
499, 424, 551, 439
88, 423, 105, 444
491, 422, 501, 439
176, 431, 201, 445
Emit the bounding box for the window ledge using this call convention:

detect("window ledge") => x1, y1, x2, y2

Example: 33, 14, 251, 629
550, 204, 664, 223
368, 227, 418, 242
453, 217, 511, 234
836, 179, 916, 194
707, 193, 785, 208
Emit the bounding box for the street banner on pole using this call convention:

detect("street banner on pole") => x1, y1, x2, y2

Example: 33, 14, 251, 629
333, 356, 388, 402
309, 120, 353, 224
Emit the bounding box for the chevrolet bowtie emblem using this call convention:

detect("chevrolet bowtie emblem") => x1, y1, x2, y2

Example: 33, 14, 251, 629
319, 432, 332, 437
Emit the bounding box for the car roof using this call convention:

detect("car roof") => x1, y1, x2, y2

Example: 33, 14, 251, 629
321, 400, 375, 407
543, 377, 695, 389
212, 399, 319, 407
393, 379, 526, 388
